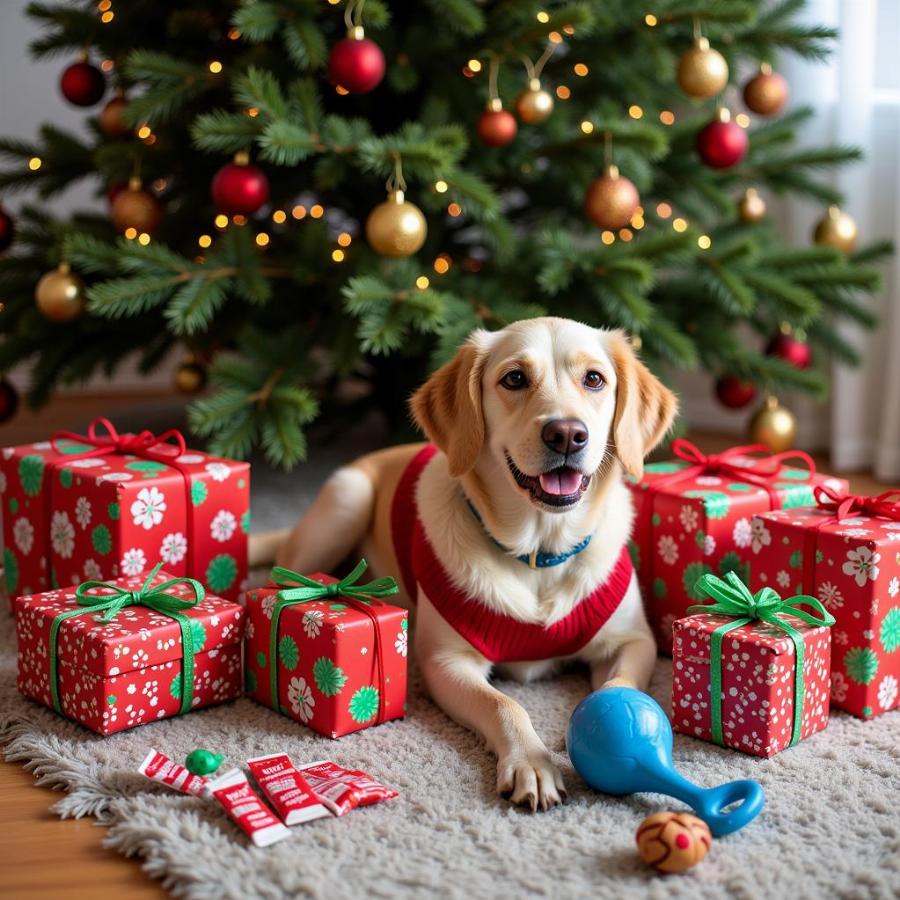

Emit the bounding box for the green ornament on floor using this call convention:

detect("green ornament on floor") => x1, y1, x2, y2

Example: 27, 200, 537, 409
185, 748, 224, 776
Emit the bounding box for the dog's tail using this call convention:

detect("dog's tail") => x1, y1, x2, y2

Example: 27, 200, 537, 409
258, 465, 375, 574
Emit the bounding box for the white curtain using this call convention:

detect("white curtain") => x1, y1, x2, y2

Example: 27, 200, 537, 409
781, 0, 900, 481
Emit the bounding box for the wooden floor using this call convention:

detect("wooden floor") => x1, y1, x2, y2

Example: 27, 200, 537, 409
0, 395, 896, 899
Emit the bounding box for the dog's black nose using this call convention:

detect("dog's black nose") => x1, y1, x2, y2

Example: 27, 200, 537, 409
541, 418, 589, 455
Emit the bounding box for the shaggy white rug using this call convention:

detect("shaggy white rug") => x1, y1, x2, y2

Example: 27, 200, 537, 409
2, 624, 900, 900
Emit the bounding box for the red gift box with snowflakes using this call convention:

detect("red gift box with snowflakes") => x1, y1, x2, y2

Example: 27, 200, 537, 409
627, 440, 848, 653
244, 568, 408, 739
14, 569, 244, 735
672, 610, 832, 757
1, 418, 249, 610
751, 494, 900, 720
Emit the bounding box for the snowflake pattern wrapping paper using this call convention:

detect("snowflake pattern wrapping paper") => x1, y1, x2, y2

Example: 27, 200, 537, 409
626, 449, 847, 654
244, 572, 408, 738
672, 612, 832, 757
14, 569, 244, 735
0, 425, 249, 609
752, 505, 900, 720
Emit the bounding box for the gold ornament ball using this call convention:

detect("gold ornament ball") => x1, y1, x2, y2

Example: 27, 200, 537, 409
813, 206, 858, 254
748, 395, 797, 452
677, 37, 729, 99
636, 811, 712, 874
111, 176, 163, 235
99, 95, 132, 138
35, 262, 86, 322
742, 65, 789, 116
738, 187, 767, 223
584, 166, 640, 230
174, 361, 207, 394
515, 78, 554, 124
366, 190, 427, 257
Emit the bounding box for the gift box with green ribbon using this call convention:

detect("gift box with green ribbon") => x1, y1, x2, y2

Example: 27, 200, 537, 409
671, 571, 835, 757
244, 560, 408, 738
14, 563, 244, 735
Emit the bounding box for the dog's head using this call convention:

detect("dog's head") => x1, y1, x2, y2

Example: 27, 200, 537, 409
411, 317, 677, 513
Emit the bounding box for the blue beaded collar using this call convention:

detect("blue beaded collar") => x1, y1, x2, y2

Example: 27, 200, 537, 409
466, 499, 593, 569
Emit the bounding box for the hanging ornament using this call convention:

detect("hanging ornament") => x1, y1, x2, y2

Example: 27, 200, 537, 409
742, 63, 788, 117
0, 205, 14, 253
477, 58, 517, 147
765, 325, 812, 369
366, 157, 427, 257
111, 175, 163, 234
813, 206, 857, 254
328, 0, 385, 94
515, 45, 555, 124
35, 261, 86, 322
747, 395, 797, 452
697, 108, 748, 169
174, 357, 208, 394
676, 21, 729, 99
0, 378, 18, 425
714, 375, 757, 410
737, 187, 766, 223
60, 55, 106, 107
106, 182, 127, 207
98, 94, 132, 138
211, 151, 270, 217
585, 165, 640, 230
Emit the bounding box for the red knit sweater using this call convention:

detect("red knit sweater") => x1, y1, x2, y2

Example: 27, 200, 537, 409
391, 444, 633, 664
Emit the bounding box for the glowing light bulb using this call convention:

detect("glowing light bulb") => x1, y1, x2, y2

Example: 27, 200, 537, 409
573, 63, 589, 77
310, 204, 324, 219
28, 157, 42, 170
556, 85, 571, 99
434, 180, 448, 193
416, 276, 430, 289
580, 120, 594, 134
337, 232, 352, 247
255, 232, 270, 247
698, 235, 712, 249
645, 14, 658, 26
673, 217, 688, 232
660, 110, 675, 125
214, 214, 229, 229
628, 105, 643, 119
468, 59, 482, 72
272, 210, 287, 224
601, 231, 615, 245
332, 249, 345, 262
198, 234, 212, 248
138, 232, 151, 245
292, 205, 307, 219
208, 60, 223, 74
536, 11, 550, 23
656, 202, 672, 219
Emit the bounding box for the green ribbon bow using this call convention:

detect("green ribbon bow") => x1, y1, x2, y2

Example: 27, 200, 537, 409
49, 563, 205, 716
688, 571, 835, 749
267, 559, 399, 714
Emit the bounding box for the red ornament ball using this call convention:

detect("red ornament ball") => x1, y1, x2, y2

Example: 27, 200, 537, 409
60, 60, 106, 107
107, 182, 127, 207
0, 378, 19, 425
765, 331, 812, 369
715, 375, 757, 409
697, 116, 748, 169
329, 35, 385, 94
476, 107, 518, 148
211, 161, 270, 216
0, 207, 14, 253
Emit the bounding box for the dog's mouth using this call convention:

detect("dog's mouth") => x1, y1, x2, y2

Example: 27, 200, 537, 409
505, 454, 591, 509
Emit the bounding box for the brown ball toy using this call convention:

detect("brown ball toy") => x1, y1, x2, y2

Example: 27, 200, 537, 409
635, 811, 712, 874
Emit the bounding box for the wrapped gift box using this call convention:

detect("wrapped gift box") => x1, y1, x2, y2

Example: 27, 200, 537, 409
15, 567, 244, 735
245, 564, 408, 738
752, 492, 900, 719
1, 418, 249, 609
671, 573, 834, 757
627, 439, 847, 652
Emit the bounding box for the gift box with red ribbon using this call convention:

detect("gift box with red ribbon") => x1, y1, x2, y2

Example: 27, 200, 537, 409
627, 439, 848, 653
751, 487, 900, 720
14, 564, 244, 735
1, 418, 249, 610
672, 571, 834, 757
244, 560, 408, 738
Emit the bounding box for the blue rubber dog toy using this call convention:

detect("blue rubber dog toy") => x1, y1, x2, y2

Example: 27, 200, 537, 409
566, 686, 764, 837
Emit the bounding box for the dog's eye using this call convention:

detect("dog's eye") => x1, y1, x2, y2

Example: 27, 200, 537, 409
584, 371, 605, 391
500, 370, 528, 391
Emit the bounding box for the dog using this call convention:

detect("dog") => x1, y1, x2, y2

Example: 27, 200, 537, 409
274, 317, 678, 811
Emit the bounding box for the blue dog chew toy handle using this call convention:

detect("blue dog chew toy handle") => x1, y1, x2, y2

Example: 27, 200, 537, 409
664, 774, 765, 837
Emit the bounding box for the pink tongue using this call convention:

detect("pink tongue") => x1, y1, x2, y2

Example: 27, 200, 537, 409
539, 468, 583, 496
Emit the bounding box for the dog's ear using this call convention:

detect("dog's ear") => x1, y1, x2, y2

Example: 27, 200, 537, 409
607, 330, 679, 481
410, 332, 490, 478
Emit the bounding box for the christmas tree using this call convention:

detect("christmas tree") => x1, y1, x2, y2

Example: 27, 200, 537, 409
0, 0, 889, 467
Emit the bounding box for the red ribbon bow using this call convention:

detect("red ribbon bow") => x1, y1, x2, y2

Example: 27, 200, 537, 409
670, 439, 816, 494
813, 484, 900, 522
52, 417, 187, 462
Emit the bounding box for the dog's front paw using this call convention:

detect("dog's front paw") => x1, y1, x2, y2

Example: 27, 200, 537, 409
497, 749, 567, 812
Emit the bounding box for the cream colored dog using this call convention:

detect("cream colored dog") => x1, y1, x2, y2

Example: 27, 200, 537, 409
273, 317, 677, 811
